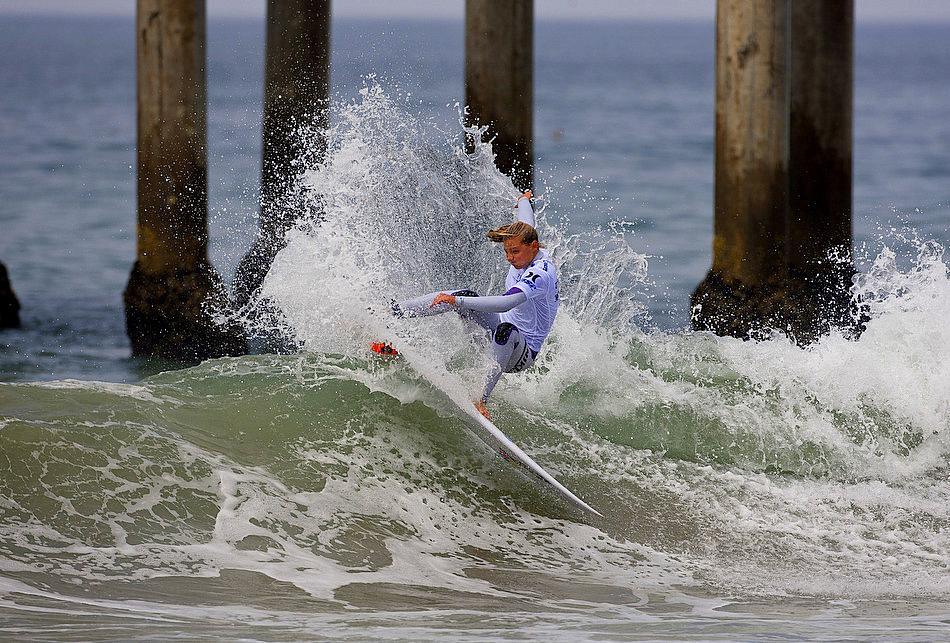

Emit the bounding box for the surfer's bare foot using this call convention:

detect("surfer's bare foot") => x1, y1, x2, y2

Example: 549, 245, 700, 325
474, 400, 491, 420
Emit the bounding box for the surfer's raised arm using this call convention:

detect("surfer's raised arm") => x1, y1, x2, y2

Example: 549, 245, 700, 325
515, 190, 534, 227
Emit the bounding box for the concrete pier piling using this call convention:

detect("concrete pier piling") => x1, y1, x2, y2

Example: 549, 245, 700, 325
787, 0, 854, 334
692, 0, 789, 337
233, 0, 331, 308
124, 0, 246, 361
465, 0, 534, 191
0, 262, 20, 329
692, 0, 854, 341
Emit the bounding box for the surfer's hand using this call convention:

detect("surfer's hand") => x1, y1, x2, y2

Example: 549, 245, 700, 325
430, 292, 457, 307
474, 400, 491, 420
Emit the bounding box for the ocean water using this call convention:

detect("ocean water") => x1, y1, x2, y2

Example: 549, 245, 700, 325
2, 14, 950, 641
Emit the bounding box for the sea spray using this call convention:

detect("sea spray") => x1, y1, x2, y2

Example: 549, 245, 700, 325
245, 83, 653, 407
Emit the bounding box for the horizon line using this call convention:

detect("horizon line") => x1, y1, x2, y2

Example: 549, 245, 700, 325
1, 8, 949, 26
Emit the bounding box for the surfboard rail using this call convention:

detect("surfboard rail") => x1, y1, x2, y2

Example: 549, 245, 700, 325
456, 403, 603, 517
368, 340, 601, 517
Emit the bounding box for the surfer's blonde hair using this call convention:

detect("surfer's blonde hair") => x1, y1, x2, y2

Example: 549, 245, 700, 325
486, 221, 539, 245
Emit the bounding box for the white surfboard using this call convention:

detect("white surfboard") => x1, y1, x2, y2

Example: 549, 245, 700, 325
452, 400, 602, 517
370, 343, 600, 516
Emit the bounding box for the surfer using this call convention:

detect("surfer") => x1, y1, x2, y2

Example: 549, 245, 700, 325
392, 192, 559, 419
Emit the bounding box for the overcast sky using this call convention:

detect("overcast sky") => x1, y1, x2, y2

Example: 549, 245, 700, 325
2, 0, 950, 22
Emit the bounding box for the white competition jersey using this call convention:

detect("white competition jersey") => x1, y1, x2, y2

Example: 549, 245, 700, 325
501, 248, 559, 353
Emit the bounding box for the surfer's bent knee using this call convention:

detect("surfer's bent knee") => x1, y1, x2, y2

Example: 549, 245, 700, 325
494, 322, 516, 346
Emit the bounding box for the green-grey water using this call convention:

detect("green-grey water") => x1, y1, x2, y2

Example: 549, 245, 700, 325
2, 347, 949, 639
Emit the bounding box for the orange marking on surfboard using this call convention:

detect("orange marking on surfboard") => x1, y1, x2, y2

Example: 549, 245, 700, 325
370, 342, 399, 356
